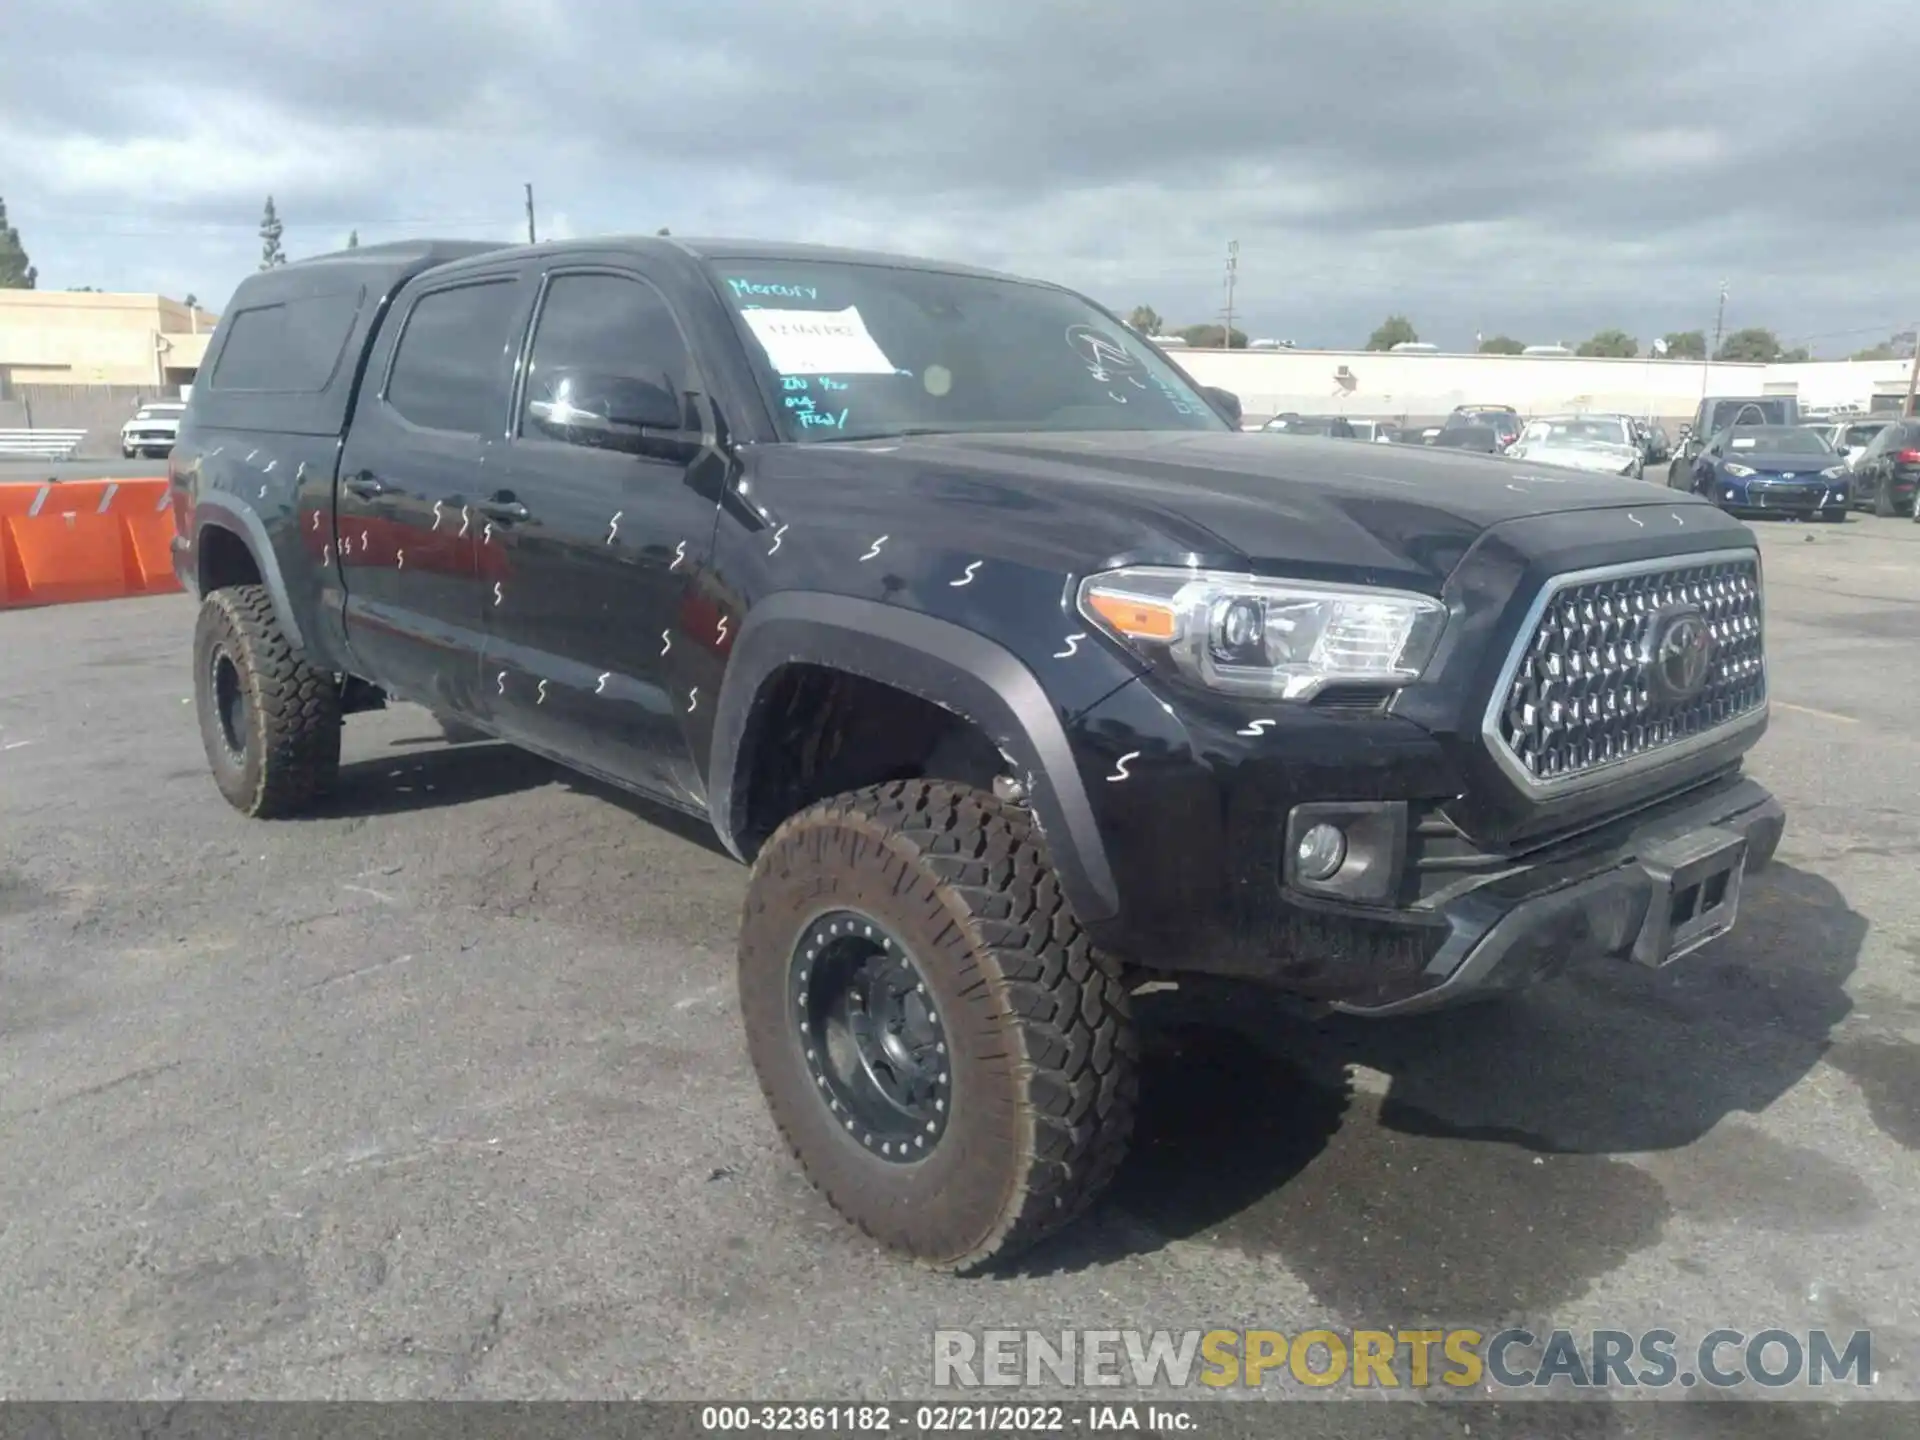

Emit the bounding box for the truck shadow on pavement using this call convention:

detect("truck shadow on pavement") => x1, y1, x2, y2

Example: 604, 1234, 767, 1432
299, 741, 563, 819
1025, 862, 1868, 1324
307, 736, 738, 858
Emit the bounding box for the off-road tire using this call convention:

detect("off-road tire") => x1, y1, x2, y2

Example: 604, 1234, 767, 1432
738, 779, 1137, 1273
193, 584, 341, 818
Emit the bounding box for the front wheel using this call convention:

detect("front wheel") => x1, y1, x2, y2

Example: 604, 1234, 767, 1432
738, 779, 1138, 1273
1821, 509, 1849, 523
193, 585, 342, 817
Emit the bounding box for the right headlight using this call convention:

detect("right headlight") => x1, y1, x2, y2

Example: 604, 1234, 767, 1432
1078, 567, 1448, 700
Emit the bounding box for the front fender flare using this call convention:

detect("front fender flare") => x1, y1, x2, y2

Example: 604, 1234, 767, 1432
707, 591, 1119, 924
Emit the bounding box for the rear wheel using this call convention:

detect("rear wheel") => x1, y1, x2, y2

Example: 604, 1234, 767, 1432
738, 779, 1137, 1272
193, 585, 342, 817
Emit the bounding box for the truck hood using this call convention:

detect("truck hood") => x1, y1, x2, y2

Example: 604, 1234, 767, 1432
764, 430, 1716, 593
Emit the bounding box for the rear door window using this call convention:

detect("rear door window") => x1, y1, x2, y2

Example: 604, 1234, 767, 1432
384, 280, 523, 435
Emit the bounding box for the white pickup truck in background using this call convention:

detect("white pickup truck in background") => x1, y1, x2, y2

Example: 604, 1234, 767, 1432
120, 399, 187, 458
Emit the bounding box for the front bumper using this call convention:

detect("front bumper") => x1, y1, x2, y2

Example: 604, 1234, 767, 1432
1717, 480, 1848, 514
1332, 774, 1784, 1015
1065, 676, 1785, 1018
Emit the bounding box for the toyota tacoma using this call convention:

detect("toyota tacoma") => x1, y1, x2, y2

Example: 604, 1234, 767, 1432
168, 236, 1785, 1272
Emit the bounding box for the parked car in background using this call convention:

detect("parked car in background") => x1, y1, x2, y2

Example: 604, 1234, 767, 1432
121, 400, 187, 458
1265, 414, 1358, 438
1667, 396, 1800, 487
1622, 415, 1671, 464
1507, 414, 1646, 478
1808, 417, 1894, 470
1683, 424, 1850, 521
1846, 418, 1920, 516
1441, 405, 1523, 452
1428, 424, 1502, 453
1345, 419, 1400, 443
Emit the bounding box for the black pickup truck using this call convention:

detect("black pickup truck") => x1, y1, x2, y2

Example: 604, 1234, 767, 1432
170, 236, 1785, 1272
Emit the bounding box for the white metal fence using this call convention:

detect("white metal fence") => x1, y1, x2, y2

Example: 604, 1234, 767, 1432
0, 429, 89, 460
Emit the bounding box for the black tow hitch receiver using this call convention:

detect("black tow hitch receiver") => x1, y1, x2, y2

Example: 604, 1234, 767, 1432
1631, 825, 1748, 969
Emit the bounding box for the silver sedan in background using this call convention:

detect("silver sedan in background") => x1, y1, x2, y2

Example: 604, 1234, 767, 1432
1506, 413, 1647, 479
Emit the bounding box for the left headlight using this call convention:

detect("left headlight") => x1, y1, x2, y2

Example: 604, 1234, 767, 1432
1820, 466, 1847, 480
1078, 567, 1448, 700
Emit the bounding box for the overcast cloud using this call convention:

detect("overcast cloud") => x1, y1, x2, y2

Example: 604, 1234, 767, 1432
3, 0, 1915, 353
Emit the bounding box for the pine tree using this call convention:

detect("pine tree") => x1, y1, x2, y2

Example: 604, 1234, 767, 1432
259, 196, 287, 270
347, 229, 359, 249
0, 196, 37, 289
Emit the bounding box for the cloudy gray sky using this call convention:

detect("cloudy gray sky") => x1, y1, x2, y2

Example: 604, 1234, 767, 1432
4, 0, 1915, 354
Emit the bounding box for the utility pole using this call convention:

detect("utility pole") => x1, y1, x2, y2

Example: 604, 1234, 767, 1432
1220, 240, 1239, 349
1699, 278, 1728, 410
525, 183, 537, 245
1905, 320, 1920, 418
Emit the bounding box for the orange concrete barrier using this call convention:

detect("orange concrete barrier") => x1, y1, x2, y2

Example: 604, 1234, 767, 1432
0, 478, 186, 610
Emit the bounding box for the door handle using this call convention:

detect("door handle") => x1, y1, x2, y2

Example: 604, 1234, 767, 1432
478, 499, 530, 521
343, 472, 386, 499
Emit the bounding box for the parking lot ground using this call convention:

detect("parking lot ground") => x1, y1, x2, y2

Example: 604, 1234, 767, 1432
3, 513, 1919, 1416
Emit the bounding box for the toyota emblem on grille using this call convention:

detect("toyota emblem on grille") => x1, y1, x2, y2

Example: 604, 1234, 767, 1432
1647, 607, 1716, 702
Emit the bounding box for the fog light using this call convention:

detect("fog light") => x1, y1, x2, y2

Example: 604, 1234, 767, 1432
1295, 823, 1348, 881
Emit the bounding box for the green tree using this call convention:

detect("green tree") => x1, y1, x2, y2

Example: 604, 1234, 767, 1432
1714, 327, 1781, 363
1365, 315, 1418, 351
1852, 343, 1899, 361
184, 293, 198, 310
1780, 346, 1811, 363
1178, 323, 1246, 348
346, 229, 359, 249
0, 196, 37, 289
259, 196, 286, 270
66, 285, 101, 292
1127, 304, 1163, 334
1661, 330, 1707, 360
657, 226, 671, 236
1477, 334, 1525, 355
1575, 329, 1639, 358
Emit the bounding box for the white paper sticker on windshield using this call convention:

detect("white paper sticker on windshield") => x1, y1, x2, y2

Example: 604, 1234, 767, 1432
741, 306, 898, 375
1730, 437, 1758, 448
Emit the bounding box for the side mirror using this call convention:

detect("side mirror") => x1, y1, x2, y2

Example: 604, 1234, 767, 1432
1202, 385, 1242, 426
527, 367, 686, 451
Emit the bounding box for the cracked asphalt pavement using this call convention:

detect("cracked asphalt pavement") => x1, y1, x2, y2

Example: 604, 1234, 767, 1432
2, 511, 1918, 1428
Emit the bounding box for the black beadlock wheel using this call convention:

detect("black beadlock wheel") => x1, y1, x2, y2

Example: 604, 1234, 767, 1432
738, 779, 1138, 1273
192, 585, 342, 818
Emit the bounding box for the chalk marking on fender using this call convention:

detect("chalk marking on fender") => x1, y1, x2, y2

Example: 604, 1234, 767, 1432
1106, 751, 1140, 782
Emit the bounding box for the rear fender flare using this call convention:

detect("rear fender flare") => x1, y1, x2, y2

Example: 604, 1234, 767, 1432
191, 492, 307, 654
706, 591, 1120, 923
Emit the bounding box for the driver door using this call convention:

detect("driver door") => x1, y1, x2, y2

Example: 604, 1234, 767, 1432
476, 265, 721, 803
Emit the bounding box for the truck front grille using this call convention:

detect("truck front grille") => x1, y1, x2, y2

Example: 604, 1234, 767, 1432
1488, 551, 1766, 787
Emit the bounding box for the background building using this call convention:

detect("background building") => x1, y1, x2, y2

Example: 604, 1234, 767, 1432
0, 290, 218, 455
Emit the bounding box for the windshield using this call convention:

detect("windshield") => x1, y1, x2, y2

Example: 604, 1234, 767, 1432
1725, 427, 1832, 455
1841, 423, 1888, 447
711, 260, 1229, 442
136, 405, 183, 419
1520, 417, 1631, 447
